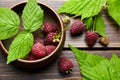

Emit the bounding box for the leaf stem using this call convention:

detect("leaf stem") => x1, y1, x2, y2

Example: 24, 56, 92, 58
93, 16, 97, 32
71, 15, 80, 19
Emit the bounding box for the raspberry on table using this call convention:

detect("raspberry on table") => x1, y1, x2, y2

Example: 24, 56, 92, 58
58, 57, 73, 74
99, 37, 109, 46
85, 31, 99, 47
70, 20, 85, 36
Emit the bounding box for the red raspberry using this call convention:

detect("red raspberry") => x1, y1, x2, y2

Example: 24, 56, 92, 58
31, 43, 47, 59
58, 57, 73, 74
34, 37, 44, 45
44, 32, 59, 45
46, 45, 56, 55
28, 54, 37, 60
70, 20, 85, 36
85, 31, 99, 47
43, 22, 57, 34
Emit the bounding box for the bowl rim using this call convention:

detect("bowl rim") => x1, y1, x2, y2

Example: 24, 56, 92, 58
0, 1, 64, 63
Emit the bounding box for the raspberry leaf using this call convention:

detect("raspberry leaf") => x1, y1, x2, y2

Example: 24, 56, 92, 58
81, 59, 110, 80
84, 18, 93, 30
22, 0, 44, 32
7, 31, 33, 64
95, 15, 106, 37
107, 0, 120, 25
58, 0, 106, 20
82, 77, 88, 80
69, 44, 120, 79
68, 44, 105, 67
109, 54, 120, 79
69, 44, 110, 79
0, 8, 20, 40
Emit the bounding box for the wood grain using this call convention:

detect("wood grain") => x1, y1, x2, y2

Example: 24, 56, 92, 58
0, 0, 120, 80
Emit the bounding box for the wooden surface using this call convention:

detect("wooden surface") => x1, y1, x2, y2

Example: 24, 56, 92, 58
0, 0, 120, 80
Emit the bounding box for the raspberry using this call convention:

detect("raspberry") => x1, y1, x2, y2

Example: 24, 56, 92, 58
34, 37, 44, 45
28, 54, 37, 60
70, 20, 85, 36
31, 43, 47, 59
85, 31, 99, 47
44, 32, 59, 45
43, 22, 57, 34
46, 45, 56, 55
58, 57, 73, 74
99, 37, 109, 46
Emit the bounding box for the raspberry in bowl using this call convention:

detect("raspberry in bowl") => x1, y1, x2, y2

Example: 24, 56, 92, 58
0, 1, 65, 69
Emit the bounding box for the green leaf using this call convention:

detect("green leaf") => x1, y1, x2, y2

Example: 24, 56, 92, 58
95, 15, 106, 37
107, 0, 120, 25
22, 0, 44, 32
109, 54, 120, 80
0, 8, 20, 40
84, 18, 93, 30
69, 44, 120, 79
69, 44, 110, 79
7, 31, 33, 64
58, 0, 106, 20
82, 77, 88, 80
81, 59, 110, 80
69, 44, 105, 67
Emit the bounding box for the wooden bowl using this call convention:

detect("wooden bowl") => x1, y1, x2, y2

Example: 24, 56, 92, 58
0, 2, 65, 69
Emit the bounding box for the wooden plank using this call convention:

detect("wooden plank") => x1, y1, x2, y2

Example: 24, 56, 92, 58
0, 50, 120, 79
0, 0, 120, 48
64, 10, 120, 48
0, 50, 81, 79
0, 0, 120, 80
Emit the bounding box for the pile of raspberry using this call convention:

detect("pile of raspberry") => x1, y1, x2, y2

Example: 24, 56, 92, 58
27, 22, 59, 60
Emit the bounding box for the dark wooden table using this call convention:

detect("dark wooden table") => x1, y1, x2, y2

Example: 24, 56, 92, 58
0, 0, 120, 80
